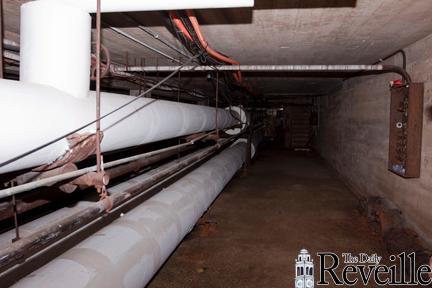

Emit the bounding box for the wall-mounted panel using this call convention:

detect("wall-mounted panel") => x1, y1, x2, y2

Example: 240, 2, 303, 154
388, 83, 424, 178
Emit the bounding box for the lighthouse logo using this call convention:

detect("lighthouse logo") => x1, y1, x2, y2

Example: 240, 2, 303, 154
295, 249, 314, 288
295, 249, 432, 286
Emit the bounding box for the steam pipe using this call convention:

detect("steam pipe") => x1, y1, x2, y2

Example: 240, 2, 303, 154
9, 142, 246, 287
0, 130, 230, 199
0, 77, 243, 174
2, 0, 247, 174
117, 64, 412, 83
45, 0, 254, 13
117, 64, 390, 72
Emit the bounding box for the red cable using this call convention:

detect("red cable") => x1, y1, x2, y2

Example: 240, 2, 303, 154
186, 10, 242, 83
169, 11, 193, 42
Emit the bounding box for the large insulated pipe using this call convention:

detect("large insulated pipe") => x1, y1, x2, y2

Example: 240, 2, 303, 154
20, 1, 91, 98
12, 142, 246, 288
54, 0, 254, 13
0, 79, 239, 174
19, 0, 253, 97
232, 130, 263, 159
4, 0, 249, 173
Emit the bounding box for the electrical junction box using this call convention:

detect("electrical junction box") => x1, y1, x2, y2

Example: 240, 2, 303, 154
388, 83, 424, 178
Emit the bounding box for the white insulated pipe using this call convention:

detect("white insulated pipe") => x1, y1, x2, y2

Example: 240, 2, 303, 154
20, 1, 91, 98
12, 142, 247, 288
232, 130, 263, 159
3, 0, 253, 173
48, 0, 254, 13
0, 79, 239, 174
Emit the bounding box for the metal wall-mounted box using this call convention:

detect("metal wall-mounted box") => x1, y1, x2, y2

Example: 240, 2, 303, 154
388, 83, 424, 178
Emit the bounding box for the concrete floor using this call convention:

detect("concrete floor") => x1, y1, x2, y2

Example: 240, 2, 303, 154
147, 145, 387, 288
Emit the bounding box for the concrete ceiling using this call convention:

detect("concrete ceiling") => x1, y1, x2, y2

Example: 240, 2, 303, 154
3, 0, 432, 98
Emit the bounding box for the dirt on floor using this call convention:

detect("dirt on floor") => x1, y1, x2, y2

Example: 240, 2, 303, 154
147, 145, 388, 288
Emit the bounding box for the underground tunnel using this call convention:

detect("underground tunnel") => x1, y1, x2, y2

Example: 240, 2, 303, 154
0, 0, 431, 287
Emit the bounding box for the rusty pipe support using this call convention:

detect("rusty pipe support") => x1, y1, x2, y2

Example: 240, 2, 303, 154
70, 172, 109, 190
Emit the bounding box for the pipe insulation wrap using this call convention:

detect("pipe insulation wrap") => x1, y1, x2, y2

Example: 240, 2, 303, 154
12, 142, 247, 288
39, 0, 254, 13
20, 1, 91, 98
0, 79, 239, 173
232, 130, 264, 159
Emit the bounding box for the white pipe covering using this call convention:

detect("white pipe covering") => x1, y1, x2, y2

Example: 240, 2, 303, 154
12, 142, 246, 288
3, 0, 250, 173
20, 1, 91, 98
45, 0, 254, 13
0, 79, 239, 174
232, 131, 263, 159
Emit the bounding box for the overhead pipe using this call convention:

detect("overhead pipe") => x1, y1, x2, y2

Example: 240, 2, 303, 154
117, 64, 412, 83
0, 0, 251, 174
0, 131, 226, 199
47, 0, 254, 13
10, 142, 246, 287
118, 64, 392, 72
0, 79, 242, 174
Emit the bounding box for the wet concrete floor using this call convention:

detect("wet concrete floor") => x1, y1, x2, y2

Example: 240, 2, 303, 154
148, 146, 387, 288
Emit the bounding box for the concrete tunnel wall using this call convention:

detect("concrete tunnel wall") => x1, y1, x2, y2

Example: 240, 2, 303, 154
318, 32, 432, 245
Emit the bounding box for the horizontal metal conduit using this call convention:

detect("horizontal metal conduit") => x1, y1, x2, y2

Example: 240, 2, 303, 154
116, 64, 411, 83
116, 64, 386, 72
